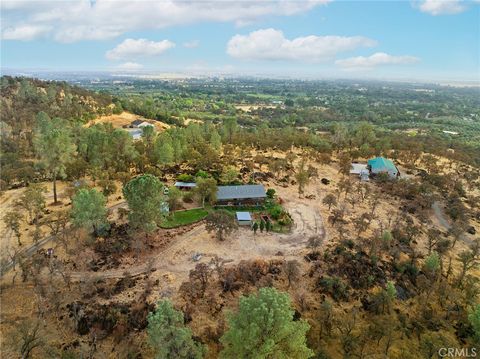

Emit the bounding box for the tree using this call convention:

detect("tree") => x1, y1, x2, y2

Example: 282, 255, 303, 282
223, 117, 237, 144
123, 174, 166, 232
167, 186, 182, 211
265, 220, 272, 232
220, 166, 239, 185
18, 184, 46, 224
260, 220, 265, 233
210, 130, 222, 152
266, 188, 276, 199
283, 260, 301, 288
4, 211, 23, 246
252, 221, 259, 235
322, 193, 337, 210
295, 159, 310, 198
147, 300, 205, 359
71, 188, 108, 233
469, 304, 480, 343
307, 235, 323, 253
456, 239, 480, 287
424, 251, 440, 276
220, 287, 313, 359
33, 113, 75, 203
194, 177, 217, 208
205, 210, 237, 241
6, 319, 44, 358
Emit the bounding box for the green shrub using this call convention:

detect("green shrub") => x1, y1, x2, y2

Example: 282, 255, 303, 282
177, 173, 194, 182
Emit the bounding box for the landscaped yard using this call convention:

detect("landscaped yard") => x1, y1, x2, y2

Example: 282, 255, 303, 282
160, 208, 208, 228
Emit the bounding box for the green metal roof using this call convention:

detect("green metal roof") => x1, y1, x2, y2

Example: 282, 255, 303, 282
367, 157, 397, 173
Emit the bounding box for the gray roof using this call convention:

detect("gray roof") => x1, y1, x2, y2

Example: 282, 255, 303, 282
174, 182, 197, 187
350, 163, 368, 175
217, 185, 266, 201
236, 212, 252, 221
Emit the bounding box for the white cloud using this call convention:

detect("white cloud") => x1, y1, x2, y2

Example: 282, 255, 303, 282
417, 0, 466, 15
227, 28, 377, 62
106, 39, 175, 60
2, 25, 51, 40
1, 0, 330, 42
335, 52, 419, 69
183, 40, 200, 48
117, 62, 144, 70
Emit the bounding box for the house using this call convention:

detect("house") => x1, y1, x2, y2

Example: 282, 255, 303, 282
130, 119, 153, 128
236, 212, 252, 226
216, 184, 266, 206
367, 157, 400, 178
174, 182, 197, 190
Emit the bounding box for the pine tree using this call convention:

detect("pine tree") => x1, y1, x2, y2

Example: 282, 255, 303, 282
220, 287, 313, 358
147, 300, 205, 359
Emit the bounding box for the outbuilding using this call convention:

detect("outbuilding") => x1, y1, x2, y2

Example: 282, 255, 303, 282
236, 212, 252, 226
174, 182, 197, 190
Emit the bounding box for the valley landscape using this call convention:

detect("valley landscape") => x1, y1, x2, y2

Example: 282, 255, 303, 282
1, 1, 479, 358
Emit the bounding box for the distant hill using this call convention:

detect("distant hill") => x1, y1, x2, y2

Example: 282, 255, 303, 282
0, 76, 114, 133
0, 76, 115, 189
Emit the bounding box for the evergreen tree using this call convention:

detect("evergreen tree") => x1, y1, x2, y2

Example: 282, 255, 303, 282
71, 188, 108, 233
220, 287, 313, 358
123, 174, 166, 232
33, 112, 75, 203
147, 300, 205, 359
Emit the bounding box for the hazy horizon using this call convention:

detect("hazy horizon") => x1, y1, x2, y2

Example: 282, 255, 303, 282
2, 0, 479, 84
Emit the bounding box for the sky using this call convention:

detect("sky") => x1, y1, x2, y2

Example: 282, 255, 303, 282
1, 0, 479, 82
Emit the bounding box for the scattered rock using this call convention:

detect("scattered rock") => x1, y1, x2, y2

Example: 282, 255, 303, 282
467, 226, 476, 235
321, 178, 330, 185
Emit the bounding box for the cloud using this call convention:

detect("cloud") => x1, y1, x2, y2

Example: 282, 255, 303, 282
106, 39, 175, 60
2, 24, 51, 40
227, 28, 377, 62
116, 62, 144, 70
335, 52, 419, 69
417, 0, 466, 15
183, 40, 200, 48
1, 0, 330, 42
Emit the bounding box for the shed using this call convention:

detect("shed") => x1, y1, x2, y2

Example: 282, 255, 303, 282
236, 212, 252, 226
367, 157, 399, 178
350, 163, 368, 175
174, 182, 197, 190
216, 185, 266, 205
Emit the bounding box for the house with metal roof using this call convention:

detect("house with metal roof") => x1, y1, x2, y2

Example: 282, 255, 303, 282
236, 212, 252, 226
216, 184, 266, 205
367, 157, 399, 178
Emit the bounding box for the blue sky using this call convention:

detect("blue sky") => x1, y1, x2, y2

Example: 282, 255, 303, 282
1, 0, 479, 82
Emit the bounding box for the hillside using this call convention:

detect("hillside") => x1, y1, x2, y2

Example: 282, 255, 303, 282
0, 77, 478, 358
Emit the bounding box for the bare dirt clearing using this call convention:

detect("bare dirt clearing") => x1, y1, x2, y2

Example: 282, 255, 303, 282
88, 111, 170, 132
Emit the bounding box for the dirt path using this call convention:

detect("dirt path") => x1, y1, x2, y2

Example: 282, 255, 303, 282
63, 195, 327, 283
432, 200, 474, 246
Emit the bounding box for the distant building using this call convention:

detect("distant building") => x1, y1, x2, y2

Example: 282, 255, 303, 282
350, 163, 368, 175
367, 157, 399, 178
350, 163, 370, 181
130, 119, 153, 128
125, 128, 143, 140
236, 212, 252, 226
174, 182, 197, 190
216, 185, 266, 206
